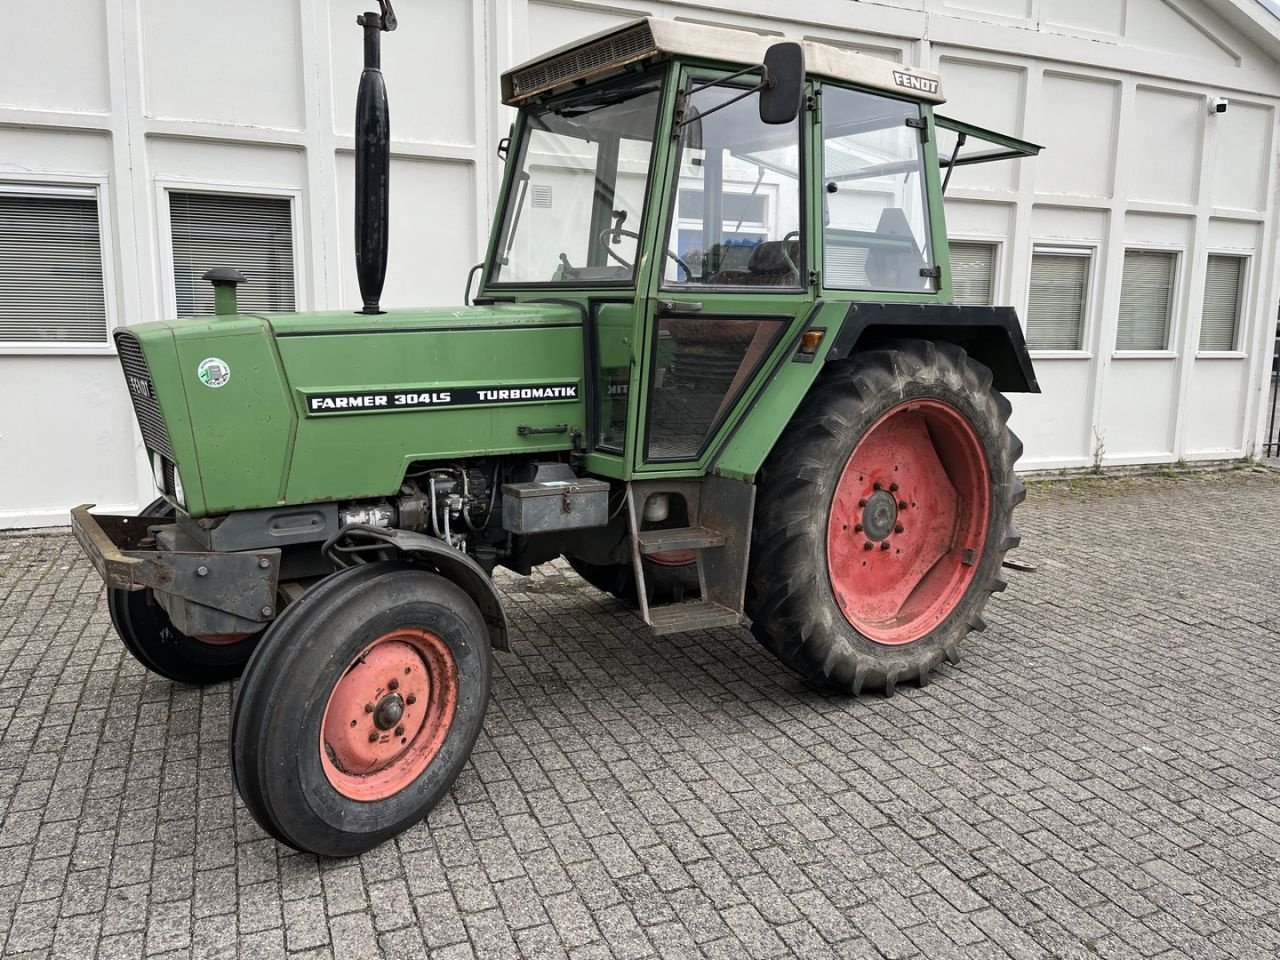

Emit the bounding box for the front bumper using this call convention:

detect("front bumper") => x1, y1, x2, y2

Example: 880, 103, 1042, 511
72, 505, 281, 633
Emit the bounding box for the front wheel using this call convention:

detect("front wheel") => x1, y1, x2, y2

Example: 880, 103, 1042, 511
745, 340, 1024, 695
231, 562, 491, 857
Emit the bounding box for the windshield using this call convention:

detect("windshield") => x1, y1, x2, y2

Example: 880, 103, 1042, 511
489, 69, 665, 286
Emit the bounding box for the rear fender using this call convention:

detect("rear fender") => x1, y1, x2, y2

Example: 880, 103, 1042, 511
827, 302, 1040, 394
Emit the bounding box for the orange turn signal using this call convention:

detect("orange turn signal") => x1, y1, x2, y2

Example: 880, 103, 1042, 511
799, 329, 827, 355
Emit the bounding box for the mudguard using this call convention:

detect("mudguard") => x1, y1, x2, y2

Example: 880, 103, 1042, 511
826, 302, 1040, 394
356, 528, 511, 652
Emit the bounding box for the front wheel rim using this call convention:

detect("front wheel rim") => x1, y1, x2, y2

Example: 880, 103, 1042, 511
320, 628, 458, 801
826, 399, 991, 646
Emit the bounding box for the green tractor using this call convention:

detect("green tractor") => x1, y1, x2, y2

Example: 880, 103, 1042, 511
74, 5, 1041, 856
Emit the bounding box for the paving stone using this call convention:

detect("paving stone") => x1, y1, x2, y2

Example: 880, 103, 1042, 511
1, 472, 1279, 958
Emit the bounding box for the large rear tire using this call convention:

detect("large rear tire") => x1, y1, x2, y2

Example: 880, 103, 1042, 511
565, 555, 699, 605
231, 562, 491, 857
745, 340, 1024, 694
106, 498, 261, 685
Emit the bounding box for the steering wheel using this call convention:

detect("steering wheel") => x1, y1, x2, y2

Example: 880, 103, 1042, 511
599, 228, 693, 280
780, 230, 801, 276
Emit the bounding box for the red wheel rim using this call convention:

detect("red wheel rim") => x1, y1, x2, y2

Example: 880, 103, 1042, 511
194, 633, 251, 646
826, 399, 991, 646
319, 629, 457, 801
647, 549, 697, 567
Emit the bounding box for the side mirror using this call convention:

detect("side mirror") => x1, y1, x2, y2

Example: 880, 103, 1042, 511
759, 42, 805, 125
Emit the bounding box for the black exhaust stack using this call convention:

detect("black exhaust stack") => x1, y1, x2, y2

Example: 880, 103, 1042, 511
354, 1, 397, 315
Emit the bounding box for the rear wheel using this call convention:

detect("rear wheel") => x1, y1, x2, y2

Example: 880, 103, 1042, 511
107, 498, 261, 685
745, 340, 1024, 694
566, 554, 699, 605
231, 562, 491, 857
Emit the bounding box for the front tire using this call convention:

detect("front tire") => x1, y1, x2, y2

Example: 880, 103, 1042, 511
231, 562, 491, 857
745, 340, 1024, 694
106, 498, 261, 685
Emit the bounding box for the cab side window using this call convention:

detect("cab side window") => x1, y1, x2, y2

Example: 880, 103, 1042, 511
663, 80, 803, 288
822, 86, 935, 292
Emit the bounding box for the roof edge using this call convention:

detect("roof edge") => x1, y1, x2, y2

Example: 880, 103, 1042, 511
501, 17, 946, 106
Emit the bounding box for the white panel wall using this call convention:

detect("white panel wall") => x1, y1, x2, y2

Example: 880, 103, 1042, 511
141, 0, 307, 129
1, 0, 111, 113
1, 0, 1278, 526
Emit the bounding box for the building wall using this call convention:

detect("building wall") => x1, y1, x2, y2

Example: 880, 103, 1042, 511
1, 0, 1277, 526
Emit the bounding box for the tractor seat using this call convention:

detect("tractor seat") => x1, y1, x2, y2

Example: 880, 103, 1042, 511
706, 239, 799, 287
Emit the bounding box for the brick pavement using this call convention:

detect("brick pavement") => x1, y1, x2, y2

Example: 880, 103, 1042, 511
0, 468, 1278, 959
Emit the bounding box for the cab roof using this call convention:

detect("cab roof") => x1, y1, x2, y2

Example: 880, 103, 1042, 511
501, 17, 946, 107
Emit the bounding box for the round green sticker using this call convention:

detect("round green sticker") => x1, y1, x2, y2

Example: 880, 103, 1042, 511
197, 357, 231, 388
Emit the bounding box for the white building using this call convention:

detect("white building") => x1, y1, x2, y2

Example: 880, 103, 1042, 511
2, 0, 1278, 528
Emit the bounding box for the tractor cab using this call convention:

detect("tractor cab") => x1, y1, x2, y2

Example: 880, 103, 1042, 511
481, 18, 1038, 480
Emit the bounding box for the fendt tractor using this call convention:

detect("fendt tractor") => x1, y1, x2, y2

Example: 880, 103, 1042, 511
73, 4, 1042, 856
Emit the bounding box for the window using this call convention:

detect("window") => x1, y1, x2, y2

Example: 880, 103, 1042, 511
1116, 250, 1177, 352
1027, 248, 1090, 351
1200, 255, 1246, 352
822, 87, 934, 292
490, 70, 663, 285
646, 316, 787, 460
0, 187, 108, 346
663, 76, 802, 289
169, 191, 296, 315
950, 242, 997, 306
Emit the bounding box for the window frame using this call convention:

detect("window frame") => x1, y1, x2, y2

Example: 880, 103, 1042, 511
0, 174, 118, 356
658, 68, 807, 294
1113, 245, 1181, 359
947, 237, 1002, 307
1025, 243, 1097, 358
156, 179, 306, 319
1196, 252, 1251, 358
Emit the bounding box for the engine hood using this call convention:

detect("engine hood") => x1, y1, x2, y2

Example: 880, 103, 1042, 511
116, 302, 589, 516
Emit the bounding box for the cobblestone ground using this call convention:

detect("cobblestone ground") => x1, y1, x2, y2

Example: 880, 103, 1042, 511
0, 469, 1278, 960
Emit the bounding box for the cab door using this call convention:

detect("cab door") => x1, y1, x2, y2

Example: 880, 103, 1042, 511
634, 68, 814, 472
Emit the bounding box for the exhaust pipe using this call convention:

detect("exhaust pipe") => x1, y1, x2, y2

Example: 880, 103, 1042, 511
354, 2, 397, 315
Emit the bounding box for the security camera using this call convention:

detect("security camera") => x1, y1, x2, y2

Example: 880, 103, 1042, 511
1210, 97, 1229, 115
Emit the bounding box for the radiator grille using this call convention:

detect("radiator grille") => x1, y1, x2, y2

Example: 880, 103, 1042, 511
510, 22, 655, 98
162, 459, 176, 498
115, 331, 174, 460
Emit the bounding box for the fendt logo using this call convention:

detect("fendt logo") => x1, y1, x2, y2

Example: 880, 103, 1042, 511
892, 71, 940, 96
126, 375, 152, 400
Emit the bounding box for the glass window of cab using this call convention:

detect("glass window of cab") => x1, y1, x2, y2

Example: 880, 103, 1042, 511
821, 85, 936, 293
489, 70, 665, 286
662, 78, 804, 289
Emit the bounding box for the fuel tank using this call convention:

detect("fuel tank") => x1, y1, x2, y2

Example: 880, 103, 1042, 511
116, 303, 587, 517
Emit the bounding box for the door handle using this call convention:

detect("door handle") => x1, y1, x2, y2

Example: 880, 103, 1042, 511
657, 300, 703, 315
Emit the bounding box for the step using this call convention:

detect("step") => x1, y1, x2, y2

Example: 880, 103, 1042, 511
647, 601, 742, 636
636, 526, 726, 555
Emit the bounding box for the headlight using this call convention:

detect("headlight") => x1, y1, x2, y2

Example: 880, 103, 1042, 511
151, 451, 165, 490
173, 470, 186, 508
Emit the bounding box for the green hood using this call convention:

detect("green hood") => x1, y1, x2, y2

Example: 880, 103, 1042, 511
117, 303, 587, 516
